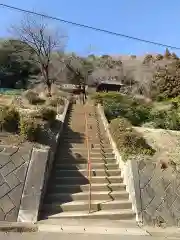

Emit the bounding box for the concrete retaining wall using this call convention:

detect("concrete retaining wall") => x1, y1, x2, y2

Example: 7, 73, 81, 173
18, 100, 69, 223
137, 159, 180, 227
97, 104, 142, 223
0, 145, 33, 222
98, 104, 180, 226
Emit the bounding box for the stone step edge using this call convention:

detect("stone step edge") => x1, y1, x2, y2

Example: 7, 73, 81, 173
55, 163, 118, 167
47, 190, 128, 197
64, 148, 113, 150
53, 176, 123, 179
50, 183, 125, 188
38, 224, 148, 236
54, 169, 121, 173
45, 209, 135, 218
42, 199, 132, 207
57, 157, 116, 160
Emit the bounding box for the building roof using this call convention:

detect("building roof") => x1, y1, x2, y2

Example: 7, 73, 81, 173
98, 80, 124, 86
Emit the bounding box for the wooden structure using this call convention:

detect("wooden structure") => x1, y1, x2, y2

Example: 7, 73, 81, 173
96, 80, 124, 92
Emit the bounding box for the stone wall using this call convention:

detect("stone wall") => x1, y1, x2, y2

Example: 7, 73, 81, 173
98, 104, 180, 227
138, 159, 180, 227
0, 145, 33, 221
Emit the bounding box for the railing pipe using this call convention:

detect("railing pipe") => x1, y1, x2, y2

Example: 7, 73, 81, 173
84, 109, 92, 213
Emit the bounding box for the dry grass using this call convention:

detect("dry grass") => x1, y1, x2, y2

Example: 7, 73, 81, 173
0, 225, 38, 232
0, 94, 14, 105
0, 86, 67, 147
0, 133, 26, 146
135, 126, 180, 166
152, 101, 172, 111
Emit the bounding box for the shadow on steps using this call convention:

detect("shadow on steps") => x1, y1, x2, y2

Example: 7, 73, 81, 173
38, 104, 90, 219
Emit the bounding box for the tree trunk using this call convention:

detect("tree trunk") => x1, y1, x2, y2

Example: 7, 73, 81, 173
42, 65, 52, 97
47, 82, 52, 97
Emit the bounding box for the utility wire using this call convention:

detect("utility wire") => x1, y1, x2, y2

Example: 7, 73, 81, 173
0, 3, 180, 50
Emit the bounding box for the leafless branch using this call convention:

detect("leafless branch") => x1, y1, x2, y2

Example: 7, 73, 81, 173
11, 13, 67, 95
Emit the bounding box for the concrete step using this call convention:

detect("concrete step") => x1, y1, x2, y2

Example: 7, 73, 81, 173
62, 140, 110, 145
63, 135, 109, 142
52, 176, 123, 184
39, 218, 138, 229
91, 144, 112, 148
58, 152, 115, 159
44, 209, 135, 220
60, 143, 111, 148
54, 169, 121, 177
45, 191, 129, 202
49, 183, 126, 192
60, 148, 114, 154
63, 129, 107, 135
62, 139, 86, 144
56, 157, 117, 164
40, 105, 135, 223
62, 135, 109, 141
55, 163, 118, 170
42, 200, 132, 212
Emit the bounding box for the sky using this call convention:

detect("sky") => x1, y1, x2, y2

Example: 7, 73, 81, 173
0, 0, 179, 56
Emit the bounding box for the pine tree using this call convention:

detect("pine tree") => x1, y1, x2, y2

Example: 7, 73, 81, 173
171, 52, 179, 60
164, 48, 171, 59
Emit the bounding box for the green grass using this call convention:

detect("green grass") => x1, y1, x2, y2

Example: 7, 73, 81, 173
0, 88, 23, 95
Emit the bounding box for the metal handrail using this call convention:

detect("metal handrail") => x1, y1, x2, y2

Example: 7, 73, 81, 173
84, 108, 92, 213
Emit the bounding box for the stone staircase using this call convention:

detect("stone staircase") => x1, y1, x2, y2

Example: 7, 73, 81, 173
40, 103, 135, 220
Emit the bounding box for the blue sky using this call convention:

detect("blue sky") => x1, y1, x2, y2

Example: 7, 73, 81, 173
0, 0, 179, 56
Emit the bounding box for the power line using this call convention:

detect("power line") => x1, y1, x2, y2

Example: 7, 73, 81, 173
1, 3, 180, 51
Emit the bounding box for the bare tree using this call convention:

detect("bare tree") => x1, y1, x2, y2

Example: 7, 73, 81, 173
61, 54, 94, 87
12, 14, 66, 96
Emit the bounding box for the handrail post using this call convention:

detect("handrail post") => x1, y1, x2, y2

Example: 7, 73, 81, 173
84, 109, 91, 213
88, 161, 91, 213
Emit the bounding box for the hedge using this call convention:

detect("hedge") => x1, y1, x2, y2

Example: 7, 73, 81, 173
109, 117, 155, 161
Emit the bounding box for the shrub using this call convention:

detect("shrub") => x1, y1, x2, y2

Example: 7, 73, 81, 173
92, 92, 124, 106
142, 121, 158, 128
19, 117, 40, 141
125, 105, 151, 126
155, 54, 163, 61
47, 97, 65, 107
143, 54, 153, 64
24, 90, 45, 105
117, 131, 154, 157
171, 52, 179, 60
101, 92, 124, 102
170, 97, 180, 109
171, 100, 179, 109
163, 110, 180, 130
104, 102, 122, 121
110, 117, 155, 160
91, 93, 103, 105
155, 93, 168, 102
152, 61, 180, 99
95, 92, 152, 125
148, 109, 166, 127
40, 107, 56, 122
110, 117, 131, 135
0, 106, 20, 132
104, 98, 151, 125
148, 108, 180, 130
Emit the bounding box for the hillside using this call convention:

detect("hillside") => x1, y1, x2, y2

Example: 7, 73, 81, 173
0, 38, 179, 101
85, 49, 179, 99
